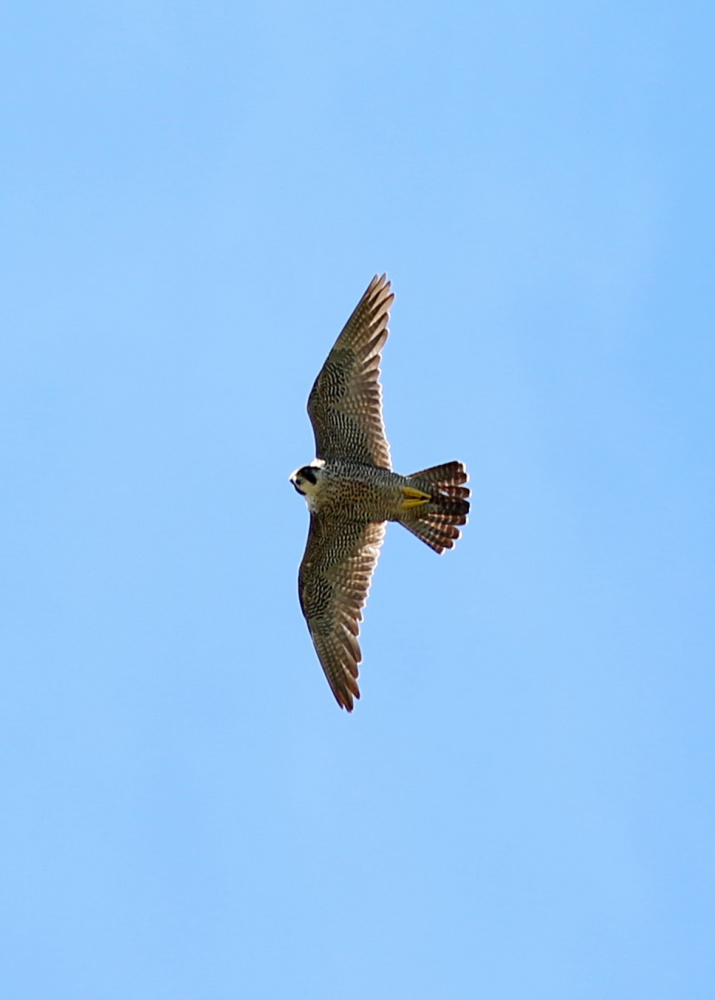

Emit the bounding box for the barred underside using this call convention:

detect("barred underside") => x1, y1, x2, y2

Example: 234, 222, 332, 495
308, 274, 394, 470
299, 516, 386, 711
399, 461, 470, 554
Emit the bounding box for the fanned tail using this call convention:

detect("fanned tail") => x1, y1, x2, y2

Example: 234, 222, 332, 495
398, 461, 470, 554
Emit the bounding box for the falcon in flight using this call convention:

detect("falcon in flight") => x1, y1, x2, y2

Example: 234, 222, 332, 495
291, 275, 470, 710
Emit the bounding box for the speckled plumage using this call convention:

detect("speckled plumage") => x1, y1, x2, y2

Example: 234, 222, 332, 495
291, 275, 470, 711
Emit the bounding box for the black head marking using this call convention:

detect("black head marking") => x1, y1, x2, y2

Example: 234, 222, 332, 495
300, 466, 318, 485
291, 465, 319, 496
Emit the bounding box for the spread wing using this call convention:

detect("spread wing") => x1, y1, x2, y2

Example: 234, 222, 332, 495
298, 514, 386, 711
307, 274, 394, 470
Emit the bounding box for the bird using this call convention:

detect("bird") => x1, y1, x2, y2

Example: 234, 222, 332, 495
291, 274, 469, 710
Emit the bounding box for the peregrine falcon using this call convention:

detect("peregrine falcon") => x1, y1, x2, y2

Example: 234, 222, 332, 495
291, 275, 470, 710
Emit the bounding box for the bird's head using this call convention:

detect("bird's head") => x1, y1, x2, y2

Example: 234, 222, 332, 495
290, 460, 325, 500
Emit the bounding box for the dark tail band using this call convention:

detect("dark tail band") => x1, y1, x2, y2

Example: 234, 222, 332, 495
399, 461, 470, 554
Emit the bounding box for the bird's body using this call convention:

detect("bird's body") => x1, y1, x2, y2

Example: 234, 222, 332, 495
295, 460, 414, 518
292, 275, 469, 710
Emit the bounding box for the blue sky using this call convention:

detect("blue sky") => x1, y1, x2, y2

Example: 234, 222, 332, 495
2, 2, 714, 997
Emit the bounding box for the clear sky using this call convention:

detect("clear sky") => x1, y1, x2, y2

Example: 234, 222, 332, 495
2, 2, 713, 997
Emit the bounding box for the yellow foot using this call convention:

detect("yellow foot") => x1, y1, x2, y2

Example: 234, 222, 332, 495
400, 486, 431, 509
